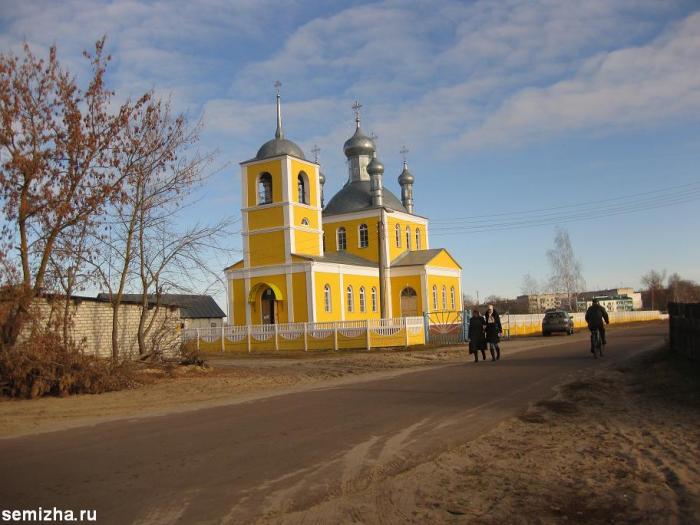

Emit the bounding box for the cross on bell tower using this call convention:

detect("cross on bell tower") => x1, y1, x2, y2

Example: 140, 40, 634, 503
352, 100, 362, 128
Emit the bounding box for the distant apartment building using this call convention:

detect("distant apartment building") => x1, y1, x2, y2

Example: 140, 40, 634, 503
576, 295, 634, 312
516, 293, 572, 313
579, 288, 642, 310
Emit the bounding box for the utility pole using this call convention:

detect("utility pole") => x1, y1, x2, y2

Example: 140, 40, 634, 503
378, 208, 388, 318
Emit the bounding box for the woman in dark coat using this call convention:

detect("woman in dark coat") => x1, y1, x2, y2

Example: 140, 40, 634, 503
485, 304, 503, 361
468, 309, 487, 362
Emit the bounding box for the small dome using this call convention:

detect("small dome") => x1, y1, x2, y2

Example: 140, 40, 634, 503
256, 138, 305, 161
319, 171, 326, 185
343, 127, 375, 158
398, 165, 414, 185
367, 156, 384, 175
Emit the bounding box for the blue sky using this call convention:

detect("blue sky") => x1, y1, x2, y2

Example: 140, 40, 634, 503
2, 0, 699, 308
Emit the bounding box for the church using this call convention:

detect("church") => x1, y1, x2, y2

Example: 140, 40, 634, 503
225, 89, 462, 325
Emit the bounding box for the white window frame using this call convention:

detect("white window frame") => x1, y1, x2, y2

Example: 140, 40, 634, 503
337, 227, 347, 251
415, 228, 421, 250
301, 217, 309, 226
347, 285, 354, 313
371, 287, 377, 312
450, 286, 456, 310
442, 285, 447, 310
405, 226, 411, 251
359, 287, 366, 312
395, 224, 401, 247
324, 284, 332, 312
358, 223, 369, 248
432, 285, 438, 310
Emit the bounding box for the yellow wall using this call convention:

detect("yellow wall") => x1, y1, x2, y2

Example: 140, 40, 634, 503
387, 216, 428, 262
292, 272, 308, 322
390, 274, 424, 316
342, 274, 381, 321
248, 230, 286, 266
249, 273, 289, 324
246, 206, 285, 231
290, 159, 319, 206
323, 216, 379, 262
246, 159, 283, 207
293, 206, 319, 229
293, 229, 321, 257
426, 274, 462, 312
231, 278, 246, 324
428, 250, 461, 269
314, 271, 341, 322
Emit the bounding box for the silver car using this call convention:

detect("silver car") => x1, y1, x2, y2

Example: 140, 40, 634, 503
542, 310, 574, 336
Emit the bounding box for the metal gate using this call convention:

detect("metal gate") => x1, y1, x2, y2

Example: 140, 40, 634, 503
424, 310, 468, 345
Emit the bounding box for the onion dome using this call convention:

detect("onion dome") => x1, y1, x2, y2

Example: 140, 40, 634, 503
256, 138, 305, 160
343, 127, 375, 158
319, 171, 326, 185
398, 162, 414, 184
367, 155, 384, 175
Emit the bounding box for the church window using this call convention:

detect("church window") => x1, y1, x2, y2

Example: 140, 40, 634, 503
432, 285, 438, 310
442, 285, 447, 310
337, 227, 347, 250
359, 224, 369, 248
297, 172, 308, 204
324, 284, 332, 312
406, 226, 411, 250
371, 287, 377, 312
415, 228, 421, 250
395, 224, 401, 247
347, 286, 354, 312
359, 287, 366, 312
257, 173, 273, 205
450, 286, 456, 310
301, 217, 309, 226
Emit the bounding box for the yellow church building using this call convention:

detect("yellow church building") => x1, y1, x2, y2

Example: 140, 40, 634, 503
225, 91, 462, 325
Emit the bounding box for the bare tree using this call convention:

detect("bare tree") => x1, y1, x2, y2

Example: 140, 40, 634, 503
547, 228, 585, 311
0, 39, 147, 347
667, 273, 700, 304
641, 269, 667, 310
521, 273, 541, 296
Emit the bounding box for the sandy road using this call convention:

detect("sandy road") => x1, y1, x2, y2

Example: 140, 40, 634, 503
0, 323, 667, 524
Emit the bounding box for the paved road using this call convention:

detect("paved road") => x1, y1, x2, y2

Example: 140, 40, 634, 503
0, 323, 667, 524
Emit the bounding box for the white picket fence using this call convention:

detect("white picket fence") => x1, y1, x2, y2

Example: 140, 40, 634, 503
182, 317, 426, 353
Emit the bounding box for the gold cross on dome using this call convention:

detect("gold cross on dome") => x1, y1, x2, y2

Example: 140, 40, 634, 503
274, 80, 281, 95
352, 100, 362, 123
400, 145, 409, 163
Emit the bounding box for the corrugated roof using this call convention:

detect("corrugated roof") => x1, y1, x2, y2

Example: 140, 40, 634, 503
391, 249, 444, 267
295, 251, 377, 267
96, 294, 225, 319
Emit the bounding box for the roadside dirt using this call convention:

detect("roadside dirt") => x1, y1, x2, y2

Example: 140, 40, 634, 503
266, 348, 700, 524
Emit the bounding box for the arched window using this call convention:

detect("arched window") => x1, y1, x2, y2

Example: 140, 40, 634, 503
406, 226, 411, 250
337, 227, 347, 250
359, 287, 366, 312
297, 172, 308, 204
258, 173, 272, 204
395, 224, 401, 247
301, 217, 309, 226
450, 286, 456, 310
324, 284, 332, 312
347, 285, 354, 313
371, 287, 377, 312
442, 285, 447, 310
415, 228, 421, 250
358, 223, 369, 248
432, 285, 438, 310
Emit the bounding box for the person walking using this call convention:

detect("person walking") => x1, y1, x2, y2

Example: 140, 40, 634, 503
468, 308, 487, 362
485, 304, 503, 361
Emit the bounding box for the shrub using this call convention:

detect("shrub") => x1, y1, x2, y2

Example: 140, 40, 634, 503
0, 331, 136, 398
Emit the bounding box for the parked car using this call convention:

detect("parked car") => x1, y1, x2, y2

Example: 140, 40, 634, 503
542, 310, 574, 336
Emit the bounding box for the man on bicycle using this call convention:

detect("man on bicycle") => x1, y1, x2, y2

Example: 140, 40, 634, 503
585, 298, 610, 353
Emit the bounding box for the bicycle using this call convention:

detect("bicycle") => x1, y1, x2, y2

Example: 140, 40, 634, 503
590, 328, 603, 359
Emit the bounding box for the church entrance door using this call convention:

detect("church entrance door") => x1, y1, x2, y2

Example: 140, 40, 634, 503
400, 287, 418, 317
261, 287, 276, 324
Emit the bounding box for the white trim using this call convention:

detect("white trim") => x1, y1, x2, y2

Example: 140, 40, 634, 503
244, 276, 251, 324
311, 262, 379, 276
357, 222, 369, 249
286, 270, 294, 322
228, 263, 309, 279
239, 153, 310, 168
241, 165, 250, 267
388, 266, 426, 277
425, 266, 462, 277
389, 209, 429, 224
283, 157, 292, 263
243, 225, 324, 235
420, 270, 429, 313
322, 208, 429, 225
306, 266, 315, 322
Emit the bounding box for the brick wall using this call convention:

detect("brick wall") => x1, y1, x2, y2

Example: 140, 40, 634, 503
30, 297, 181, 359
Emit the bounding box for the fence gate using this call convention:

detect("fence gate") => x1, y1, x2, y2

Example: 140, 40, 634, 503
424, 310, 468, 345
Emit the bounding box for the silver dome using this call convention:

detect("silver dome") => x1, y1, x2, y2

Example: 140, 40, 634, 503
343, 127, 375, 158
255, 138, 305, 161
319, 171, 326, 185
398, 165, 414, 184
323, 180, 406, 216
367, 156, 384, 175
